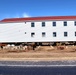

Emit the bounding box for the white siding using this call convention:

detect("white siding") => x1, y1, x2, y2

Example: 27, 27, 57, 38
0, 20, 76, 42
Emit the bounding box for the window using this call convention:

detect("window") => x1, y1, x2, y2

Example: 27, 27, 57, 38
64, 21, 67, 26
31, 33, 35, 37
75, 32, 76, 36
42, 32, 46, 37
53, 32, 56, 37
42, 22, 45, 27
31, 22, 35, 27
74, 21, 76, 26
53, 22, 56, 26
64, 32, 67, 37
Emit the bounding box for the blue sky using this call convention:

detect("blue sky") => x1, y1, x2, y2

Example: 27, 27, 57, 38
0, 0, 76, 20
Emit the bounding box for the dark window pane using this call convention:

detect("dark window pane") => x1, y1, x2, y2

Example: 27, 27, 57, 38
53, 22, 56, 26
31, 22, 35, 27
64, 21, 67, 26
31, 33, 35, 37
64, 32, 67, 37
42, 32, 46, 37
53, 32, 56, 37
74, 21, 76, 26
42, 22, 45, 27
75, 32, 76, 36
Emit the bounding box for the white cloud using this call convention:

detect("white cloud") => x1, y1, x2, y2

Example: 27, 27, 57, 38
22, 13, 30, 17
2, 12, 30, 19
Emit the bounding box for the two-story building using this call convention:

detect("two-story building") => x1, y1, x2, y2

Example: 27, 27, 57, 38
0, 16, 76, 44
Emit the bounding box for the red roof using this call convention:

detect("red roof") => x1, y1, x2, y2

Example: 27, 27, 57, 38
1, 16, 76, 22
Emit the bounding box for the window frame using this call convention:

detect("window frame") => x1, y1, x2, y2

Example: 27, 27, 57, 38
53, 32, 57, 37
31, 22, 35, 27
64, 21, 67, 26
42, 22, 45, 27
42, 32, 46, 37
64, 32, 68, 37
74, 21, 76, 26
31, 32, 35, 37
53, 22, 56, 27
75, 32, 76, 36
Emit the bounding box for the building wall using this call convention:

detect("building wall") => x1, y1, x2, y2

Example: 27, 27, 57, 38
0, 20, 76, 42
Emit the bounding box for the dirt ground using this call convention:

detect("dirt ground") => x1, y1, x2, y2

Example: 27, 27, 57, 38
0, 46, 76, 61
